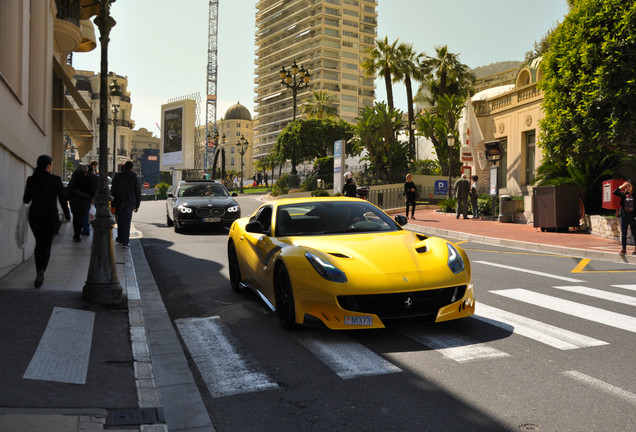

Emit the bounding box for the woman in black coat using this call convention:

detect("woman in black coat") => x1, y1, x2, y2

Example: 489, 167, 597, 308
22, 155, 71, 288
613, 180, 636, 255
67, 164, 94, 242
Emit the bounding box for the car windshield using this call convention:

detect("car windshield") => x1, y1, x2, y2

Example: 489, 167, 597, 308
178, 184, 228, 198
275, 201, 400, 236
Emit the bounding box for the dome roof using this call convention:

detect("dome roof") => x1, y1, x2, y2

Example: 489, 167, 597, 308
224, 102, 252, 121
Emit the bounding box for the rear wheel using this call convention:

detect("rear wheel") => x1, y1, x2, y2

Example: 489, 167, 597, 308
227, 241, 242, 292
275, 264, 296, 330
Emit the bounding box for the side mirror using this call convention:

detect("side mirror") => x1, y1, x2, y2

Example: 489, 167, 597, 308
245, 220, 265, 234
231, 192, 238, 197
394, 214, 408, 226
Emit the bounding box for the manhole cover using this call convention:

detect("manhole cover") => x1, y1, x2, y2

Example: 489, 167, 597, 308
107, 407, 165, 426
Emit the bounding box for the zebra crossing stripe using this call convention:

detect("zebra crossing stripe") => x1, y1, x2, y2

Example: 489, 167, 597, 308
553, 285, 636, 307
175, 316, 278, 398
492, 289, 636, 333
295, 332, 401, 379
474, 261, 585, 282
475, 303, 608, 350
564, 371, 636, 405
612, 284, 636, 292
400, 328, 510, 363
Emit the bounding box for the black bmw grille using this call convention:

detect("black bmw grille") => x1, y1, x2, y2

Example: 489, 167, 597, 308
195, 208, 226, 217
337, 286, 467, 320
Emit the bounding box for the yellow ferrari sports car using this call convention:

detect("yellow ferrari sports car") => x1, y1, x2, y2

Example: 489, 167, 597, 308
227, 197, 474, 330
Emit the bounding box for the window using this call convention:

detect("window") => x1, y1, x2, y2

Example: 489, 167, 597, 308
325, 28, 339, 37
325, 18, 339, 27
343, 9, 358, 17
525, 131, 536, 185
236, 123, 241, 128
498, 138, 508, 189
0, 0, 23, 96
344, 62, 358, 70
231, 146, 235, 154
343, 31, 358, 38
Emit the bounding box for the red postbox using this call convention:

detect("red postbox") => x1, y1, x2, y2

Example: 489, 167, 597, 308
602, 179, 625, 211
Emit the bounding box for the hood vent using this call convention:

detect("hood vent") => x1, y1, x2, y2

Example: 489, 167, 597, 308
415, 246, 427, 253
328, 252, 351, 259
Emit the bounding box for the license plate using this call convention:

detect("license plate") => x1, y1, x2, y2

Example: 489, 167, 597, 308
344, 316, 373, 325
202, 217, 222, 223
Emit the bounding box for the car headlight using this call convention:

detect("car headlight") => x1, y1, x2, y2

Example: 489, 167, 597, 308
447, 243, 465, 274
178, 205, 192, 214
305, 252, 347, 283
227, 205, 240, 213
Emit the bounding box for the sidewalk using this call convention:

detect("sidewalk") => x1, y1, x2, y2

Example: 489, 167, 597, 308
402, 207, 635, 264
0, 220, 168, 432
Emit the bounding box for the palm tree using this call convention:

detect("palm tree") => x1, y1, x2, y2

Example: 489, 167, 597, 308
362, 36, 400, 110
301, 90, 339, 119
393, 43, 423, 160
419, 45, 473, 102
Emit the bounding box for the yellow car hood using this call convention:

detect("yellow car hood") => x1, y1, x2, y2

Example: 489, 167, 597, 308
286, 230, 465, 290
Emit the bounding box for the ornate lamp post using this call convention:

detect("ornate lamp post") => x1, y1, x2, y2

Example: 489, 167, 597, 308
280, 60, 310, 176
110, 79, 121, 176
447, 132, 456, 199
82, 0, 122, 305
484, 140, 503, 221
236, 135, 248, 193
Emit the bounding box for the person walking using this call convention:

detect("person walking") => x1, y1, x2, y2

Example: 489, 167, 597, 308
264, 172, 269, 188
342, 172, 357, 197
454, 173, 470, 219
22, 155, 71, 288
470, 175, 480, 219
613, 180, 636, 255
111, 161, 141, 249
403, 173, 417, 219
67, 164, 94, 242
81, 161, 99, 235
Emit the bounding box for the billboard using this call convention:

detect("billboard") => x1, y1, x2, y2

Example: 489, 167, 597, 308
161, 99, 196, 170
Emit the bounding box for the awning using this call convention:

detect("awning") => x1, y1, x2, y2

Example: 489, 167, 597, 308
53, 58, 94, 157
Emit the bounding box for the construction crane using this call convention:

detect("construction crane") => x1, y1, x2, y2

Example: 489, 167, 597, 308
204, 0, 219, 175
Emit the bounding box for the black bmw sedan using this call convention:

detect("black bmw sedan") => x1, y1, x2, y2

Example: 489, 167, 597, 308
166, 180, 240, 233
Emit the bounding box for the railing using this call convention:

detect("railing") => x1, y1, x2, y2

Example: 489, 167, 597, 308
367, 186, 444, 210
55, 0, 80, 26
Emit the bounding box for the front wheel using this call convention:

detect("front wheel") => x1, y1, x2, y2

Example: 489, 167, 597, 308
166, 212, 174, 227
275, 264, 296, 330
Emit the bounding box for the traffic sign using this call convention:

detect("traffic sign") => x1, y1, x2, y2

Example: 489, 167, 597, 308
143, 182, 150, 189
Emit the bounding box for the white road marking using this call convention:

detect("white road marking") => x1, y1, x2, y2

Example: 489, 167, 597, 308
474, 261, 585, 283
563, 371, 636, 405
613, 284, 636, 292
23, 307, 95, 384
553, 285, 636, 307
295, 332, 401, 379
176, 316, 278, 398
492, 289, 636, 333
475, 303, 608, 350
400, 328, 510, 363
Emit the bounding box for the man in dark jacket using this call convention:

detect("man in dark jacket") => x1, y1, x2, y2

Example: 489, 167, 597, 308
111, 161, 141, 248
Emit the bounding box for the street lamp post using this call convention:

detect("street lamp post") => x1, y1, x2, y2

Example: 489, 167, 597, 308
236, 135, 248, 193
82, 0, 122, 305
280, 60, 310, 177
447, 132, 456, 199
484, 140, 504, 221
110, 79, 121, 176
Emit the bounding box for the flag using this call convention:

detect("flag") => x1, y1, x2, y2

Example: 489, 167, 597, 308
462, 97, 484, 149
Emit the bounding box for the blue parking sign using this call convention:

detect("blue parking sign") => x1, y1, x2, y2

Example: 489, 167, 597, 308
435, 180, 448, 196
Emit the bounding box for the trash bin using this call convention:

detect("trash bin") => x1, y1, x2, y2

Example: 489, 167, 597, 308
602, 179, 624, 213
532, 185, 580, 231
498, 195, 513, 223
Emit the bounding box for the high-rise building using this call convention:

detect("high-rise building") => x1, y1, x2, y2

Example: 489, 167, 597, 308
253, 0, 378, 164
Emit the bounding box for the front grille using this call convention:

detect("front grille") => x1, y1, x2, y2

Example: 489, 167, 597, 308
195, 208, 211, 217
195, 208, 226, 218
337, 285, 467, 320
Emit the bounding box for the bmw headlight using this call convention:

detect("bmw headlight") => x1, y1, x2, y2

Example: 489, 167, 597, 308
227, 205, 240, 213
305, 252, 347, 283
178, 204, 192, 214
447, 243, 465, 274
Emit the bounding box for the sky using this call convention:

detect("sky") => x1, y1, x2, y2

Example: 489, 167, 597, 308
71, 0, 570, 137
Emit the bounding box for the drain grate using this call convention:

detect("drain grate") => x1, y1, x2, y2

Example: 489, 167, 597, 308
107, 407, 165, 426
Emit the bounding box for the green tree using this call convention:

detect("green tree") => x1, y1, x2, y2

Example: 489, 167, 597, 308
362, 36, 400, 110
301, 90, 339, 119
540, 0, 636, 163
419, 45, 474, 101
393, 43, 424, 159
352, 102, 409, 183
274, 118, 353, 174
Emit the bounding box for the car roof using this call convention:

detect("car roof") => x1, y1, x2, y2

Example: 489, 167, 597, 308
178, 179, 220, 184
